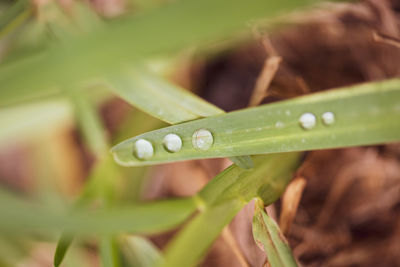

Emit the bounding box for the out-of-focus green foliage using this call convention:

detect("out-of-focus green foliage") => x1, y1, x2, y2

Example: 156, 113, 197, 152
1, 0, 398, 266
0, 190, 197, 234
0, 0, 316, 106
106, 67, 224, 124
54, 234, 73, 267
121, 236, 163, 267
100, 236, 121, 267
0, 0, 32, 38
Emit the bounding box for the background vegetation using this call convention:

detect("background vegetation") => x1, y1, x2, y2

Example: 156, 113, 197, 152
0, 0, 399, 266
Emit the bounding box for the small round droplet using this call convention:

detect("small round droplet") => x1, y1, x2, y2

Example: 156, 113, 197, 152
299, 113, 316, 130
321, 111, 335, 126
163, 133, 182, 153
192, 129, 214, 151
133, 139, 154, 160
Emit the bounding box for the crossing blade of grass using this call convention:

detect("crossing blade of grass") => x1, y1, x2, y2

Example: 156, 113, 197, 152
253, 199, 297, 267
54, 87, 114, 266
0, 190, 196, 234
198, 153, 300, 207
100, 236, 120, 267
53, 156, 121, 266
160, 199, 243, 267
105, 68, 224, 124
54, 234, 73, 267
66, 87, 108, 157
162, 153, 300, 267
112, 79, 400, 166
106, 67, 253, 168
121, 236, 163, 267
0, 0, 317, 106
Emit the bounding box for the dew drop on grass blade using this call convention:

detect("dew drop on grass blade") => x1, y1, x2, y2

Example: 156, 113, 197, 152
111, 79, 400, 167
107, 67, 253, 168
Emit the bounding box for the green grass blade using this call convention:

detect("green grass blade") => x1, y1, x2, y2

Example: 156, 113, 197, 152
53, 156, 120, 267
54, 234, 73, 267
162, 153, 300, 267
252, 199, 297, 267
160, 200, 243, 267
0, 0, 31, 38
229, 155, 254, 169
0, 190, 196, 234
0, 0, 316, 106
100, 236, 120, 267
106, 67, 253, 168
112, 79, 400, 166
53, 87, 113, 266
105, 68, 224, 124
66, 87, 108, 157
198, 153, 300, 207
121, 236, 163, 267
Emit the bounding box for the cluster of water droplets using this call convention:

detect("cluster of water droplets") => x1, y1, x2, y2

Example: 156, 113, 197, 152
299, 111, 335, 130
133, 129, 214, 160
132, 110, 336, 160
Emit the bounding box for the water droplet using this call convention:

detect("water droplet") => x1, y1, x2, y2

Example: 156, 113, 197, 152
192, 129, 214, 151
299, 113, 316, 130
163, 133, 182, 153
133, 139, 154, 160
321, 111, 335, 126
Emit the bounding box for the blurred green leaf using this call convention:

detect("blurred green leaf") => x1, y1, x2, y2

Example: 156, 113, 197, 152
54, 85, 113, 267
66, 87, 108, 157
80, 155, 121, 202
252, 199, 297, 267
54, 234, 73, 267
121, 235, 162, 267
0, 0, 316, 106
0, 234, 30, 267
100, 236, 120, 267
106, 67, 223, 125
112, 79, 400, 166
0, 190, 196, 234
0, 99, 72, 143
0, 0, 31, 38
161, 199, 243, 267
